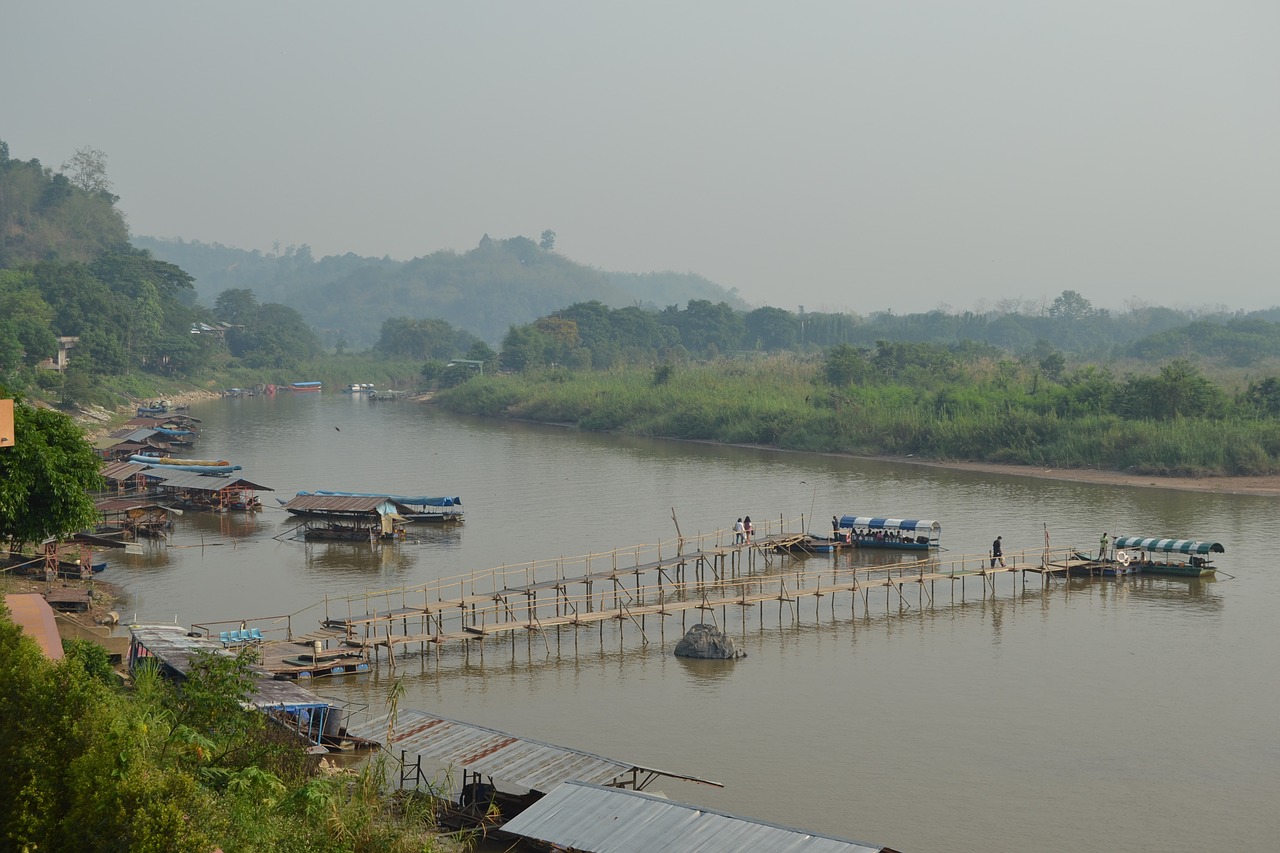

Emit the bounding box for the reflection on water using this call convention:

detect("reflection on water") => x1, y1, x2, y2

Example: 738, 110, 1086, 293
97, 394, 1276, 853
300, 541, 418, 574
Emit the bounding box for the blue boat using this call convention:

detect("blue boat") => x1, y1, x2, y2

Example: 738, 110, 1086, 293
836, 515, 942, 550
129, 455, 242, 474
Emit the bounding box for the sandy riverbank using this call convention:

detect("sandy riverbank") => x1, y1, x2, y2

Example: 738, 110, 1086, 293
885, 457, 1280, 497
1, 573, 129, 627
79, 388, 223, 441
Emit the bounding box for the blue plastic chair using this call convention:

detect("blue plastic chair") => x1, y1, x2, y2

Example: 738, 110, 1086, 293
219, 631, 230, 646
250, 628, 264, 642
229, 630, 243, 644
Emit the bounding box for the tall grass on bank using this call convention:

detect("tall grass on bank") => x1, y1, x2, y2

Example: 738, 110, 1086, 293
436, 360, 1280, 477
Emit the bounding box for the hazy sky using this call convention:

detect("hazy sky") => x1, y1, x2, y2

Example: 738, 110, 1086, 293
5, 2, 1278, 314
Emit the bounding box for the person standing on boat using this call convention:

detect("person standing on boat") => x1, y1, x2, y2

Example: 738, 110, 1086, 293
1099, 532, 1110, 561
991, 535, 1005, 568
734, 518, 745, 545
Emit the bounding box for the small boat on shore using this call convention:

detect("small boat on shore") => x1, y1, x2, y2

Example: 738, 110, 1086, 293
343, 383, 374, 393
290, 381, 323, 393
835, 515, 941, 550
136, 400, 172, 416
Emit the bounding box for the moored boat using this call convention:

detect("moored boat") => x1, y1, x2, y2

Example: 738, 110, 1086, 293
1110, 536, 1224, 577
128, 455, 243, 474
136, 400, 172, 416
836, 515, 941, 550
290, 381, 323, 392
133, 456, 231, 467
302, 490, 463, 522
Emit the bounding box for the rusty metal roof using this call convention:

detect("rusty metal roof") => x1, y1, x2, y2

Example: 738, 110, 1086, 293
149, 471, 273, 491
93, 497, 176, 514
347, 708, 720, 794
101, 461, 157, 481
281, 494, 400, 515
3, 594, 64, 660
502, 781, 890, 853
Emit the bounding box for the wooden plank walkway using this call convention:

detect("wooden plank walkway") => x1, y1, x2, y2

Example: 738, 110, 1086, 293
337, 556, 1061, 663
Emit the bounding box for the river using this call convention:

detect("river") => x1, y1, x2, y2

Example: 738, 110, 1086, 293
105, 391, 1279, 852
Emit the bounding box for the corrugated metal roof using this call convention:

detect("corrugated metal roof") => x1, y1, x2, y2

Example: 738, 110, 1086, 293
101, 461, 155, 480
502, 781, 889, 853
347, 709, 720, 794
93, 497, 173, 513
110, 427, 162, 443
150, 471, 273, 491
128, 625, 327, 710
282, 494, 399, 514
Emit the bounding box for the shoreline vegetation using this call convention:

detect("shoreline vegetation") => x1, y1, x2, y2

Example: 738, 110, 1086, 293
432, 358, 1280, 496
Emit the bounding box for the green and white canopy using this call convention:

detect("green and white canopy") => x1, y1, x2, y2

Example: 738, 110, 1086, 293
1112, 537, 1224, 555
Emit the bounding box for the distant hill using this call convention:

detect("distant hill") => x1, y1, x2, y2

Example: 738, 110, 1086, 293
134, 235, 744, 346
1, 143, 129, 266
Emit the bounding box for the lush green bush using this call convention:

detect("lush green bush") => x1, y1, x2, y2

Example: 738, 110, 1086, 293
435, 353, 1280, 477
0, 604, 455, 852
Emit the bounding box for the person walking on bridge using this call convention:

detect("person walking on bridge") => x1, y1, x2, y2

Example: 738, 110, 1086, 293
991, 535, 1005, 568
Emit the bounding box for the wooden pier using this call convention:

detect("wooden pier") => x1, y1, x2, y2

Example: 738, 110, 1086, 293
308, 519, 1084, 671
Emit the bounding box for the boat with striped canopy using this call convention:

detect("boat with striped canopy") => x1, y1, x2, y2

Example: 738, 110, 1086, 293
835, 516, 941, 550
1110, 536, 1224, 577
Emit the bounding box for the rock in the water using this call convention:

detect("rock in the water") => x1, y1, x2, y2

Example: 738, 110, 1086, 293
673, 623, 745, 659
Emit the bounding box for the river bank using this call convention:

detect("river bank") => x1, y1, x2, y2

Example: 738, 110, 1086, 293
888, 456, 1280, 497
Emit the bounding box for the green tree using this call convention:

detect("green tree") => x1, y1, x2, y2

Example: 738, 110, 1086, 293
539, 229, 556, 251
466, 341, 498, 373
0, 397, 103, 551
215, 288, 259, 324
500, 324, 553, 371
1243, 377, 1280, 417
60, 146, 115, 197
1047, 289, 1095, 321
745, 306, 800, 351
823, 343, 868, 386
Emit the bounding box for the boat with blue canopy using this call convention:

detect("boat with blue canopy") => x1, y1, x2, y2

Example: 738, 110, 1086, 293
835, 516, 941, 550
1110, 536, 1224, 577
130, 455, 242, 474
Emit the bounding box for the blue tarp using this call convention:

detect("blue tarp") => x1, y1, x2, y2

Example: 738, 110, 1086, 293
305, 490, 461, 507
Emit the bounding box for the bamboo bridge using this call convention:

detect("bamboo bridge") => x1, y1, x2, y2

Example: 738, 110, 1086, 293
301, 518, 1076, 670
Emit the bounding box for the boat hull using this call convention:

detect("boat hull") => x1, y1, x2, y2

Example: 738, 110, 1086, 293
848, 538, 931, 551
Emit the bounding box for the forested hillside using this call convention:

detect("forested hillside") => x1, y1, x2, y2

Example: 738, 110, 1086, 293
0, 141, 325, 404
135, 234, 746, 347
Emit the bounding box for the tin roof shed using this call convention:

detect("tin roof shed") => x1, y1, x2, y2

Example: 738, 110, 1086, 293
347, 708, 720, 794
501, 780, 895, 853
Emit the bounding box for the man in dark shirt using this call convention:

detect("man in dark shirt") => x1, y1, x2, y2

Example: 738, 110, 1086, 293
991, 535, 1005, 568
